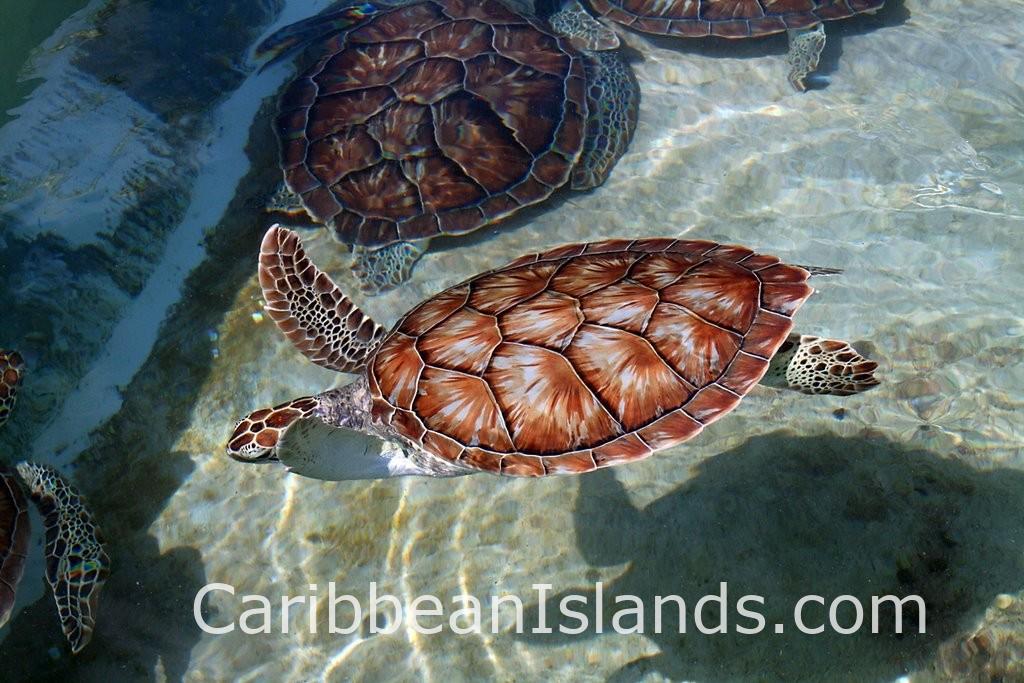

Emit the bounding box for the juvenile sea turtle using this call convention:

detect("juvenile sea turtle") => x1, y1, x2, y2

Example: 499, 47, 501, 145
583, 0, 886, 90
0, 350, 110, 654
227, 226, 879, 479
259, 0, 639, 293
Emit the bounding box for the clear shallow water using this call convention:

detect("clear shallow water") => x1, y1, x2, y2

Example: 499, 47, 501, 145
0, 0, 1022, 681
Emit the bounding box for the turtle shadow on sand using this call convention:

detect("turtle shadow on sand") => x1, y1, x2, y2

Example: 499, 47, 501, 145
517, 431, 1024, 682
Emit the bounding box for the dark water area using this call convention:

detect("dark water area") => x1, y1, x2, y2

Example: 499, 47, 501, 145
0, 0, 89, 126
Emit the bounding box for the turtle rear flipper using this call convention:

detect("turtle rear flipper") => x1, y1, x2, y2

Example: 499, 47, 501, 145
569, 13, 639, 191
260, 226, 386, 373
254, 3, 380, 67
351, 241, 426, 296
549, 0, 620, 51
764, 334, 880, 396
786, 24, 827, 92
572, 49, 639, 190
16, 463, 109, 654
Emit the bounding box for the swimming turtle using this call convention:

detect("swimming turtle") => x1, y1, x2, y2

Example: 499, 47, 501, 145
227, 226, 879, 479
0, 350, 110, 654
584, 0, 886, 90
258, 0, 639, 294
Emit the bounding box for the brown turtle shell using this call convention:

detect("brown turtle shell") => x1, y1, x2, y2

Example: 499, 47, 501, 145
367, 237, 814, 476
590, 0, 885, 39
0, 469, 29, 628
277, 0, 587, 248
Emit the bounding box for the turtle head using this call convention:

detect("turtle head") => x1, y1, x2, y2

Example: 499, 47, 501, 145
255, 2, 382, 68
227, 420, 277, 463
227, 397, 321, 463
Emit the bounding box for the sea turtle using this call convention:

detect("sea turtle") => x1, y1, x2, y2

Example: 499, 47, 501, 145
0, 350, 110, 654
227, 226, 879, 479
583, 0, 886, 91
258, 0, 639, 294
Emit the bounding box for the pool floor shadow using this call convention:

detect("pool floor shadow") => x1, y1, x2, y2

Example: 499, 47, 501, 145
517, 430, 1024, 682
0, 95, 286, 681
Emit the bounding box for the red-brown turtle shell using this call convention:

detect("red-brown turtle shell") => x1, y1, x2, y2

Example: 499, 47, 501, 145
367, 237, 814, 477
589, 0, 885, 39
277, 0, 587, 248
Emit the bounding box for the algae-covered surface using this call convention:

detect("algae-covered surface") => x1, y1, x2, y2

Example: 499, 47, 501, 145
1, 0, 1022, 681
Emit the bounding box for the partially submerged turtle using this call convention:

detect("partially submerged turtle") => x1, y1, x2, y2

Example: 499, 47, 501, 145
227, 226, 879, 479
582, 0, 886, 90
259, 0, 639, 293
0, 350, 110, 654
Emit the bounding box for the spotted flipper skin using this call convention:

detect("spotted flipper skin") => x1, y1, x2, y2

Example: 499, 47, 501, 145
227, 395, 321, 462
260, 225, 386, 373
15, 462, 110, 654
351, 240, 426, 296
786, 24, 826, 91
765, 334, 880, 396
549, 0, 620, 51
0, 349, 25, 429
573, 49, 639, 190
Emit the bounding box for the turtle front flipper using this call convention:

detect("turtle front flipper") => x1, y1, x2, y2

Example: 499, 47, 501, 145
572, 49, 639, 190
351, 240, 426, 296
762, 334, 880, 396
786, 24, 827, 91
260, 225, 386, 373
0, 349, 25, 429
15, 463, 109, 654
255, 2, 381, 67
